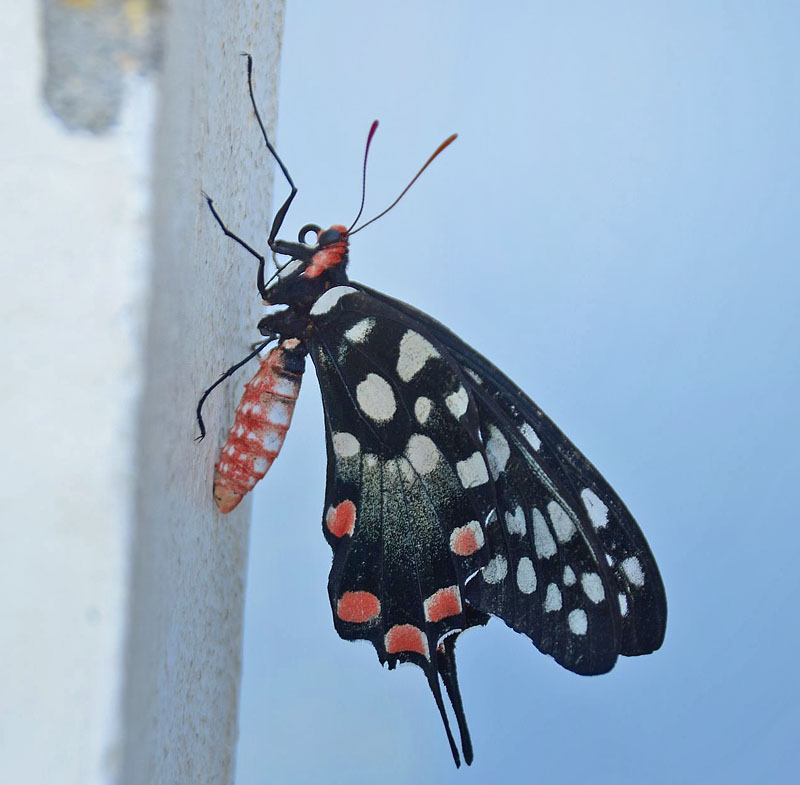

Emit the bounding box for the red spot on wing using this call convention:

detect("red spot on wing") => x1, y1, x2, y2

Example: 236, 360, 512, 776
449, 521, 484, 556
385, 624, 430, 659
423, 586, 462, 623
325, 500, 356, 537
337, 591, 381, 623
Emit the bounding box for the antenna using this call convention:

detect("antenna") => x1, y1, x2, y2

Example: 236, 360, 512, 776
348, 120, 380, 232
349, 132, 458, 236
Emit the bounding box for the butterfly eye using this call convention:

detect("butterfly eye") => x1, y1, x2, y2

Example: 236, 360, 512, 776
317, 227, 343, 246
298, 223, 321, 245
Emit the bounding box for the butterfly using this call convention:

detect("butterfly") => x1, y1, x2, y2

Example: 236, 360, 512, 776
198, 54, 667, 768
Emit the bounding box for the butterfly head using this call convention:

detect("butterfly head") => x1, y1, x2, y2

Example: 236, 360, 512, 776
263, 223, 351, 308
307, 224, 350, 278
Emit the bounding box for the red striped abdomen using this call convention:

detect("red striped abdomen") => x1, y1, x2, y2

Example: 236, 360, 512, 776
213, 339, 305, 513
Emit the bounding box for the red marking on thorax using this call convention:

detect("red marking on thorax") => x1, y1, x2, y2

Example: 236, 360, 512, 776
213, 340, 303, 513
423, 586, 462, 623
337, 591, 381, 623
305, 225, 349, 278
385, 624, 430, 659
325, 500, 356, 537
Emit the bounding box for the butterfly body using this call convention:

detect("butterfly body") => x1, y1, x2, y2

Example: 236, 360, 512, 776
212, 339, 305, 513
212, 225, 666, 765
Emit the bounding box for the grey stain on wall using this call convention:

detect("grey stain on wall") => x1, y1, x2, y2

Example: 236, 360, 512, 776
41, 0, 162, 133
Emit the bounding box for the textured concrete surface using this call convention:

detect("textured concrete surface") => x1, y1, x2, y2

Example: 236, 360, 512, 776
0, 2, 284, 783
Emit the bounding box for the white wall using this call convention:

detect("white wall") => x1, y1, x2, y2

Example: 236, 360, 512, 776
0, 3, 284, 783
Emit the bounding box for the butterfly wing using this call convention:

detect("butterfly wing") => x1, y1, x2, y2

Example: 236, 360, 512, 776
357, 284, 668, 666
306, 283, 667, 762
308, 287, 497, 765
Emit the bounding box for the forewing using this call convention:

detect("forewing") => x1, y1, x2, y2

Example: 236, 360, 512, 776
354, 284, 668, 671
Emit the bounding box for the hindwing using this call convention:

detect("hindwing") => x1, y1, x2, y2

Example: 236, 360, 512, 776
308, 287, 498, 763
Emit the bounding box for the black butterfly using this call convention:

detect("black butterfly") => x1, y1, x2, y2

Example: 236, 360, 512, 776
198, 55, 667, 768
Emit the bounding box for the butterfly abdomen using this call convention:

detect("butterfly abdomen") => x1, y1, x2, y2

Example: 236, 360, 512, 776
213, 339, 306, 513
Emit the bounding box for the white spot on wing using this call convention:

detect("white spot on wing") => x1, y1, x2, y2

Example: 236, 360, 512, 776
414, 397, 432, 424
405, 434, 440, 475
356, 373, 396, 422
505, 505, 526, 536
309, 285, 358, 316
332, 432, 360, 458
563, 566, 576, 586
547, 500, 577, 543
516, 557, 537, 594
397, 330, 440, 382
482, 555, 508, 584
581, 488, 609, 529
568, 608, 588, 635
397, 456, 415, 483
621, 556, 645, 586
618, 593, 629, 616
581, 572, 605, 604
456, 452, 489, 488
544, 583, 562, 611
520, 422, 541, 451
532, 508, 557, 559
344, 317, 375, 343
485, 425, 510, 480
445, 386, 469, 419
253, 456, 269, 474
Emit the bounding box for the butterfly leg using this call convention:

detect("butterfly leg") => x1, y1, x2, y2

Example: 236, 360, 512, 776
195, 337, 275, 440
239, 53, 298, 249
202, 192, 271, 300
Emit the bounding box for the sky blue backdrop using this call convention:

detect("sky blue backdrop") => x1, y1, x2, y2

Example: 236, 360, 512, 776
234, 3, 799, 783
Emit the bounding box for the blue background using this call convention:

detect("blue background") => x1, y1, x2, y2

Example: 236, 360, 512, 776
235, 3, 800, 783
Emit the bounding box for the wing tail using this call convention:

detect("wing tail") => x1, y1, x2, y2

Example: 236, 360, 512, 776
427, 661, 462, 768
436, 634, 474, 766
